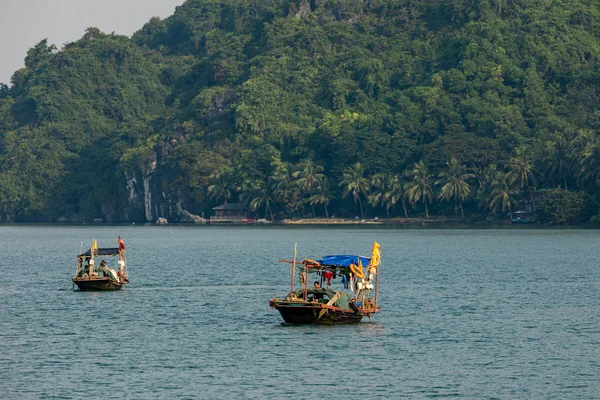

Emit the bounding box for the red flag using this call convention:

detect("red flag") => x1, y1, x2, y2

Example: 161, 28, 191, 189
118, 235, 126, 250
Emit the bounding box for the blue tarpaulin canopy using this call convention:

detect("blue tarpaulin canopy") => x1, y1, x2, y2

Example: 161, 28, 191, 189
315, 255, 371, 268
79, 248, 121, 257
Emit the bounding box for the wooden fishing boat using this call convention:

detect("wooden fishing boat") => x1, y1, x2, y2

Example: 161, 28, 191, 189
269, 242, 381, 324
72, 236, 128, 291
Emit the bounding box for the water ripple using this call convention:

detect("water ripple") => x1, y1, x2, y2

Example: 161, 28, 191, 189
0, 226, 599, 398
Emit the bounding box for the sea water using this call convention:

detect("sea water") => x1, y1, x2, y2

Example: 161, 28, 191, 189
0, 225, 599, 399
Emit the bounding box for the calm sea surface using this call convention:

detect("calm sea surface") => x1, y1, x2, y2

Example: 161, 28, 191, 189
0, 225, 599, 399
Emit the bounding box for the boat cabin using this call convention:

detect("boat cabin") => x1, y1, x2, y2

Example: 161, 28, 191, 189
291, 288, 352, 309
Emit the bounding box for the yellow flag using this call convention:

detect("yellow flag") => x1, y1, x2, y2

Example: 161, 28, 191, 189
92, 238, 98, 253
369, 241, 381, 269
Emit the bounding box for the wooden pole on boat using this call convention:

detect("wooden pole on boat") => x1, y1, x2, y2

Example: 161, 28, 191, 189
375, 265, 379, 311
90, 237, 96, 276
290, 243, 297, 295
75, 242, 83, 277
303, 260, 309, 301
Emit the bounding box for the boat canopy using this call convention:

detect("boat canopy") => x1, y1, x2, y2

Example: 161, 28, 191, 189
79, 248, 122, 257
316, 255, 371, 268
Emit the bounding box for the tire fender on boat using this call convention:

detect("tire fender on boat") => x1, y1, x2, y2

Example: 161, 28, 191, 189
350, 263, 364, 279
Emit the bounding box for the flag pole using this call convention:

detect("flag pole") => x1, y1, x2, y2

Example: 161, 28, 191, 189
375, 264, 379, 311
290, 243, 297, 296
90, 237, 95, 276
303, 256, 309, 301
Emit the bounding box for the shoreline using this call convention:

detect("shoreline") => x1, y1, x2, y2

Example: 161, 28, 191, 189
0, 217, 595, 228
281, 217, 485, 225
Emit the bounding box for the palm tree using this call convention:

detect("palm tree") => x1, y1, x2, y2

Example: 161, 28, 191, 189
293, 158, 325, 216
207, 168, 235, 204
572, 129, 597, 155
308, 177, 334, 218
383, 175, 408, 218
405, 161, 434, 218
271, 160, 301, 217
339, 162, 370, 218
542, 133, 573, 189
436, 158, 474, 217
572, 129, 598, 190
489, 171, 518, 219
249, 180, 274, 221
474, 164, 498, 213
271, 160, 296, 193
579, 142, 600, 188
507, 146, 536, 191
293, 159, 324, 195
238, 179, 274, 221
367, 173, 389, 215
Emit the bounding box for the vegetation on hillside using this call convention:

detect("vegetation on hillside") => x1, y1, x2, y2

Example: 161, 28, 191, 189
1, 0, 600, 224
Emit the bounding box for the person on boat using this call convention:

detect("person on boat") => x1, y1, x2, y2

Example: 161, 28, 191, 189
308, 281, 325, 302
99, 260, 119, 282
78, 262, 91, 277
99, 260, 108, 276
342, 273, 349, 289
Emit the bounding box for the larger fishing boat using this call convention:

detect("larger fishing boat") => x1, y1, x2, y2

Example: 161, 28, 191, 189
72, 236, 128, 291
269, 242, 381, 324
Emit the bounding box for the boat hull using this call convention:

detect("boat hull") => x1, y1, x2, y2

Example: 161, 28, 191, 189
270, 301, 365, 324
72, 277, 125, 291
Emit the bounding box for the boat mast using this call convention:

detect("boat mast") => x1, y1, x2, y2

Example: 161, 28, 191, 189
303, 260, 309, 301
121, 249, 128, 280
75, 242, 83, 278
290, 243, 297, 295
375, 265, 379, 310
90, 237, 96, 276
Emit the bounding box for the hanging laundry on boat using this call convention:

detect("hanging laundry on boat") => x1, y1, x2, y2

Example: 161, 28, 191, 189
323, 271, 333, 286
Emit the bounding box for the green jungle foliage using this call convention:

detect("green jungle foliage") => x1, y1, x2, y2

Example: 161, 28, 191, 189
1, 0, 600, 224
535, 188, 591, 225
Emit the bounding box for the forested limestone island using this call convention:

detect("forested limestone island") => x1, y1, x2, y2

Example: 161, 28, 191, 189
1, 0, 600, 225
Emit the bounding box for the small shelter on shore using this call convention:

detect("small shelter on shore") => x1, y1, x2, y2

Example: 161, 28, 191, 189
210, 203, 249, 223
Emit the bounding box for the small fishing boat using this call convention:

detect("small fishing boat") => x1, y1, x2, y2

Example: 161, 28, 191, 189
72, 236, 128, 291
269, 242, 381, 324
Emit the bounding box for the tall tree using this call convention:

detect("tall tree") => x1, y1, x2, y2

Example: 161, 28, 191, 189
507, 146, 536, 192
405, 161, 434, 218
293, 159, 324, 194
248, 179, 274, 221
436, 157, 474, 217
490, 172, 518, 219
293, 158, 324, 216
207, 168, 236, 204
474, 164, 498, 213
367, 173, 389, 216
383, 175, 408, 218
339, 162, 370, 218
271, 160, 301, 217
308, 176, 334, 218
579, 142, 600, 189
542, 133, 573, 190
